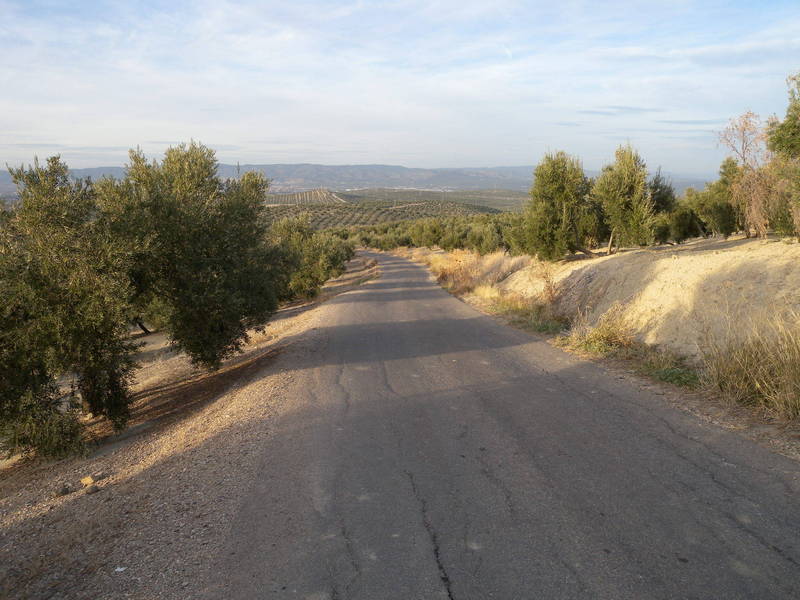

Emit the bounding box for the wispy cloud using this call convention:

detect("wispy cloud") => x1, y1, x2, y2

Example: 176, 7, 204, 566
0, 0, 798, 176
579, 106, 663, 116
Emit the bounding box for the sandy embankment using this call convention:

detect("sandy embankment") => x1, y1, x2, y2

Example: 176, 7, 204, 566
399, 237, 800, 360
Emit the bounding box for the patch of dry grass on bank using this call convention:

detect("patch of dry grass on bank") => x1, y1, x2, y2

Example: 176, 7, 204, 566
701, 312, 800, 419
473, 285, 566, 334
557, 303, 700, 388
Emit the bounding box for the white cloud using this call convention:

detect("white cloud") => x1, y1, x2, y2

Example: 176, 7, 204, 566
0, 0, 798, 176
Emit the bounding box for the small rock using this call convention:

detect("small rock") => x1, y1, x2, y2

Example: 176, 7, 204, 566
114, 566, 127, 573
55, 483, 75, 497
80, 475, 94, 487
85, 484, 100, 494
93, 471, 110, 481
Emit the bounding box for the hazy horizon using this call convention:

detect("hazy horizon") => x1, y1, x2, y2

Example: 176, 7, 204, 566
3, 1, 799, 176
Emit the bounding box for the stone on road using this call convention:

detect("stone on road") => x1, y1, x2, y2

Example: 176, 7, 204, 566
211, 252, 800, 599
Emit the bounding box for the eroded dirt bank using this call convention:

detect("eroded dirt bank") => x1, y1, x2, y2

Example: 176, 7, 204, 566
397, 236, 800, 359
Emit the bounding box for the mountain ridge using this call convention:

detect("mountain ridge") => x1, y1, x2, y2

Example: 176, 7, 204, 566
0, 163, 710, 199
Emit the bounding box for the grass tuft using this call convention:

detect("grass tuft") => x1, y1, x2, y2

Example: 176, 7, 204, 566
557, 302, 634, 355
475, 285, 566, 334
635, 346, 700, 388
700, 313, 800, 419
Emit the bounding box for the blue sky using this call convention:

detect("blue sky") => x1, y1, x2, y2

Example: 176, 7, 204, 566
1, 0, 798, 177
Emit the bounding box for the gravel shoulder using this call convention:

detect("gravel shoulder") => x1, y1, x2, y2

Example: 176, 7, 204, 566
0, 256, 377, 599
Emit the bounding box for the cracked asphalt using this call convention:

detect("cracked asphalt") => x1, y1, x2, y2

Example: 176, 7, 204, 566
211, 252, 800, 599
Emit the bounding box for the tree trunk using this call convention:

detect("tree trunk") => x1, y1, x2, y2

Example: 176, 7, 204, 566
135, 318, 151, 335
576, 246, 597, 257
606, 231, 615, 255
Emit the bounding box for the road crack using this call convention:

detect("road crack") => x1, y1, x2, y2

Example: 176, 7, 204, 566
405, 470, 456, 600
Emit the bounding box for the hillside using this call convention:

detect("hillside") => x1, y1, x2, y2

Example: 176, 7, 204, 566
338, 188, 529, 212
0, 163, 710, 199
263, 199, 499, 229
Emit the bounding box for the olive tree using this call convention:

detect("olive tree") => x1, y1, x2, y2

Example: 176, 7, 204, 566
591, 145, 654, 252
1, 157, 136, 455
524, 151, 598, 260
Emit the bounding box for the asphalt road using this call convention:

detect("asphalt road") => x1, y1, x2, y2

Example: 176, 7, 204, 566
214, 252, 800, 599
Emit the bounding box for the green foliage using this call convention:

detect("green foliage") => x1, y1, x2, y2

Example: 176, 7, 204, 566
592, 145, 655, 247
668, 206, 702, 243
338, 188, 527, 212
683, 159, 741, 237
523, 151, 595, 260
1, 389, 86, 458
1, 157, 136, 455
268, 216, 354, 300
767, 73, 800, 159
97, 144, 280, 369
262, 198, 496, 230
648, 167, 677, 213
1, 144, 357, 457
353, 214, 514, 256
766, 76, 800, 235
653, 215, 671, 244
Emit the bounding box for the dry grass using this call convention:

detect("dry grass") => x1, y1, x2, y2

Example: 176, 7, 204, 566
474, 285, 566, 334
556, 303, 700, 388
422, 250, 530, 295
558, 303, 635, 355
701, 312, 800, 419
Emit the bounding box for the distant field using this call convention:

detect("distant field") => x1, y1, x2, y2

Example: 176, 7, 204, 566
265, 188, 348, 205
263, 199, 499, 229
338, 188, 528, 212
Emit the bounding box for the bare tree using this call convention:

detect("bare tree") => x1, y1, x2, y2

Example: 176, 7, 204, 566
718, 112, 772, 237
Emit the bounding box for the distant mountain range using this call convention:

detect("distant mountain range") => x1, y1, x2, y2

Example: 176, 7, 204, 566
0, 163, 710, 200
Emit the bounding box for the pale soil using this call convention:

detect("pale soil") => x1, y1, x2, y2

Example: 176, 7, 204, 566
0, 257, 378, 599
397, 236, 800, 360
393, 243, 800, 464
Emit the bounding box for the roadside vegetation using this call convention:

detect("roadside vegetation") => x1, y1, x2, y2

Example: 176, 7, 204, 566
365, 72, 800, 421
0, 142, 353, 457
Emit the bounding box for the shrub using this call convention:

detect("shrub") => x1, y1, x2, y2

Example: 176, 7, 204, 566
97, 144, 281, 369
669, 206, 702, 243
268, 216, 354, 300
653, 215, 671, 244
1, 389, 86, 458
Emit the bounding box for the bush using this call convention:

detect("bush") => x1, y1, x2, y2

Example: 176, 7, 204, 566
669, 206, 702, 243
592, 145, 655, 248
1, 389, 86, 458
97, 145, 281, 369
653, 215, 671, 244
268, 216, 354, 300
703, 199, 738, 237
1, 144, 356, 456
